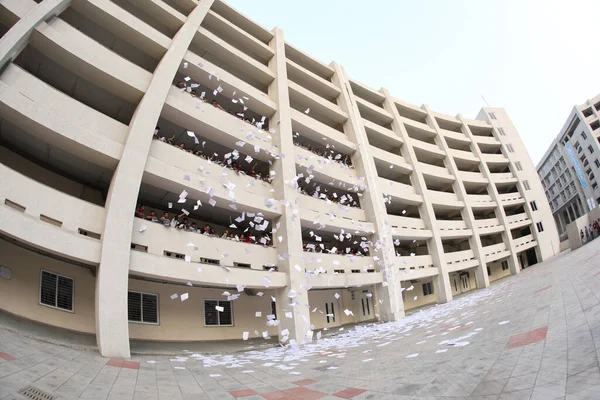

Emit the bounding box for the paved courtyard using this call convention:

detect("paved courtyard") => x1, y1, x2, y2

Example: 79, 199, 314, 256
1, 242, 600, 400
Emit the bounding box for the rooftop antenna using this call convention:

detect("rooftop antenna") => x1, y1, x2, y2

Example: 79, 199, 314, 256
481, 95, 491, 108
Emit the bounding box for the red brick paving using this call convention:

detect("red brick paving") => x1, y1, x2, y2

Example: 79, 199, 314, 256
123, 361, 140, 370
284, 386, 326, 399
333, 387, 367, 398
230, 389, 258, 398
0, 352, 15, 361
107, 359, 125, 368
506, 326, 548, 349
293, 379, 318, 386
534, 285, 551, 294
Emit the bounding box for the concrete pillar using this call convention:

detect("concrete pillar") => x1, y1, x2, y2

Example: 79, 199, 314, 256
267, 28, 310, 345
380, 92, 453, 303
330, 63, 404, 321
96, 0, 214, 359
0, 0, 71, 69
458, 116, 521, 276
425, 107, 489, 290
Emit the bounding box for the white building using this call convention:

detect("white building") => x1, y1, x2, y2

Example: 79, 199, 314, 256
0, 0, 559, 358
537, 94, 600, 240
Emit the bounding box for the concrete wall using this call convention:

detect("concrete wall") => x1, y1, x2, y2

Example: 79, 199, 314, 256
0, 239, 96, 333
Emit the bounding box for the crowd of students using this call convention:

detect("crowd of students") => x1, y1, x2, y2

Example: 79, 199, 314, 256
298, 186, 360, 208
302, 243, 369, 256
153, 127, 272, 183
580, 219, 600, 245
135, 205, 273, 247
174, 80, 270, 131
294, 140, 353, 168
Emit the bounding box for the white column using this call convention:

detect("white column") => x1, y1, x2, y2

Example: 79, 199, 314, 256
0, 0, 71, 69
425, 107, 489, 289
96, 0, 214, 359
330, 63, 404, 321
381, 92, 453, 303
267, 27, 310, 345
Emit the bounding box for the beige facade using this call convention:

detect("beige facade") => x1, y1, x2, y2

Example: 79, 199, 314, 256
0, 0, 559, 358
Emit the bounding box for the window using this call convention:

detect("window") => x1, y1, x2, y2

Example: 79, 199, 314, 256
325, 302, 336, 323
501, 261, 509, 271
575, 141, 581, 149
487, 266, 492, 276
271, 301, 277, 319
530, 201, 538, 211
489, 112, 497, 120
422, 282, 434, 296
128, 291, 158, 324
204, 300, 233, 326
595, 160, 600, 168
536, 222, 544, 232
588, 145, 595, 154
361, 297, 371, 316
523, 180, 531, 191
40, 270, 74, 312
515, 161, 523, 171
498, 127, 506, 136
582, 132, 588, 140
506, 144, 514, 153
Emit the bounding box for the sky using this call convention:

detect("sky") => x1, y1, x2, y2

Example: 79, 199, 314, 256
226, 0, 600, 165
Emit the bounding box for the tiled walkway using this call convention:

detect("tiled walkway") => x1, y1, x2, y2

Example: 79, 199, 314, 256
1, 241, 600, 400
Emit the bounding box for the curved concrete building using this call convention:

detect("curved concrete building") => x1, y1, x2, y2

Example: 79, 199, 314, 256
0, 0, 559, 358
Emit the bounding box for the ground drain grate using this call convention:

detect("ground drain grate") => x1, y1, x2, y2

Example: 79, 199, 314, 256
17, 386, 57, 400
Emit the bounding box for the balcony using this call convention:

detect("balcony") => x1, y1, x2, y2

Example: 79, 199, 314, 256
445, 249, 479, 272
437, 220, 472, 239
467, 194, 497, 208
0, 65, 125, 168
356, 97, 394, 128
498, 193, 525, 206
290, 109, 356, 155
295, 146, 360, 188
378, 178, 422, 205
514, 234, 536, 251
475, 218, 504, 235
419, 163, 455, 184
298, 194, 372, 233
370, 146, 412, 173
201, 10, 274, 66
402, 117, 436, 138
482, 243, 509, 263
388, 215, 432, 240
398, 258, 438, 281
288, 80, 348, 124
181, 50, 277, 117
162, 88, 277, 161
286, 59, 340, 103
410, 138, 445, 157
308, 255, 382, 289
505, 213, 531, 229
428, 191, 464, 209
485, 153, 509, 164
491, 172, 517, 184
192, 27, 275, 88
457, 170, 488, 184
364, 120, 402, 147
130, 217, 279, 273
473, 135, 500, 145
0, 164, 104, 264
449, 148, 479, 163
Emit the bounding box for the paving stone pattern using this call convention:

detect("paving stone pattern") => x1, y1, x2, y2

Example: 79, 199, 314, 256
1, 241, 600, 399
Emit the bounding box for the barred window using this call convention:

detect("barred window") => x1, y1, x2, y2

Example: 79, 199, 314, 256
40, 270, 73, 312
128, 291, 159, 324
204, 300, 233, 326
